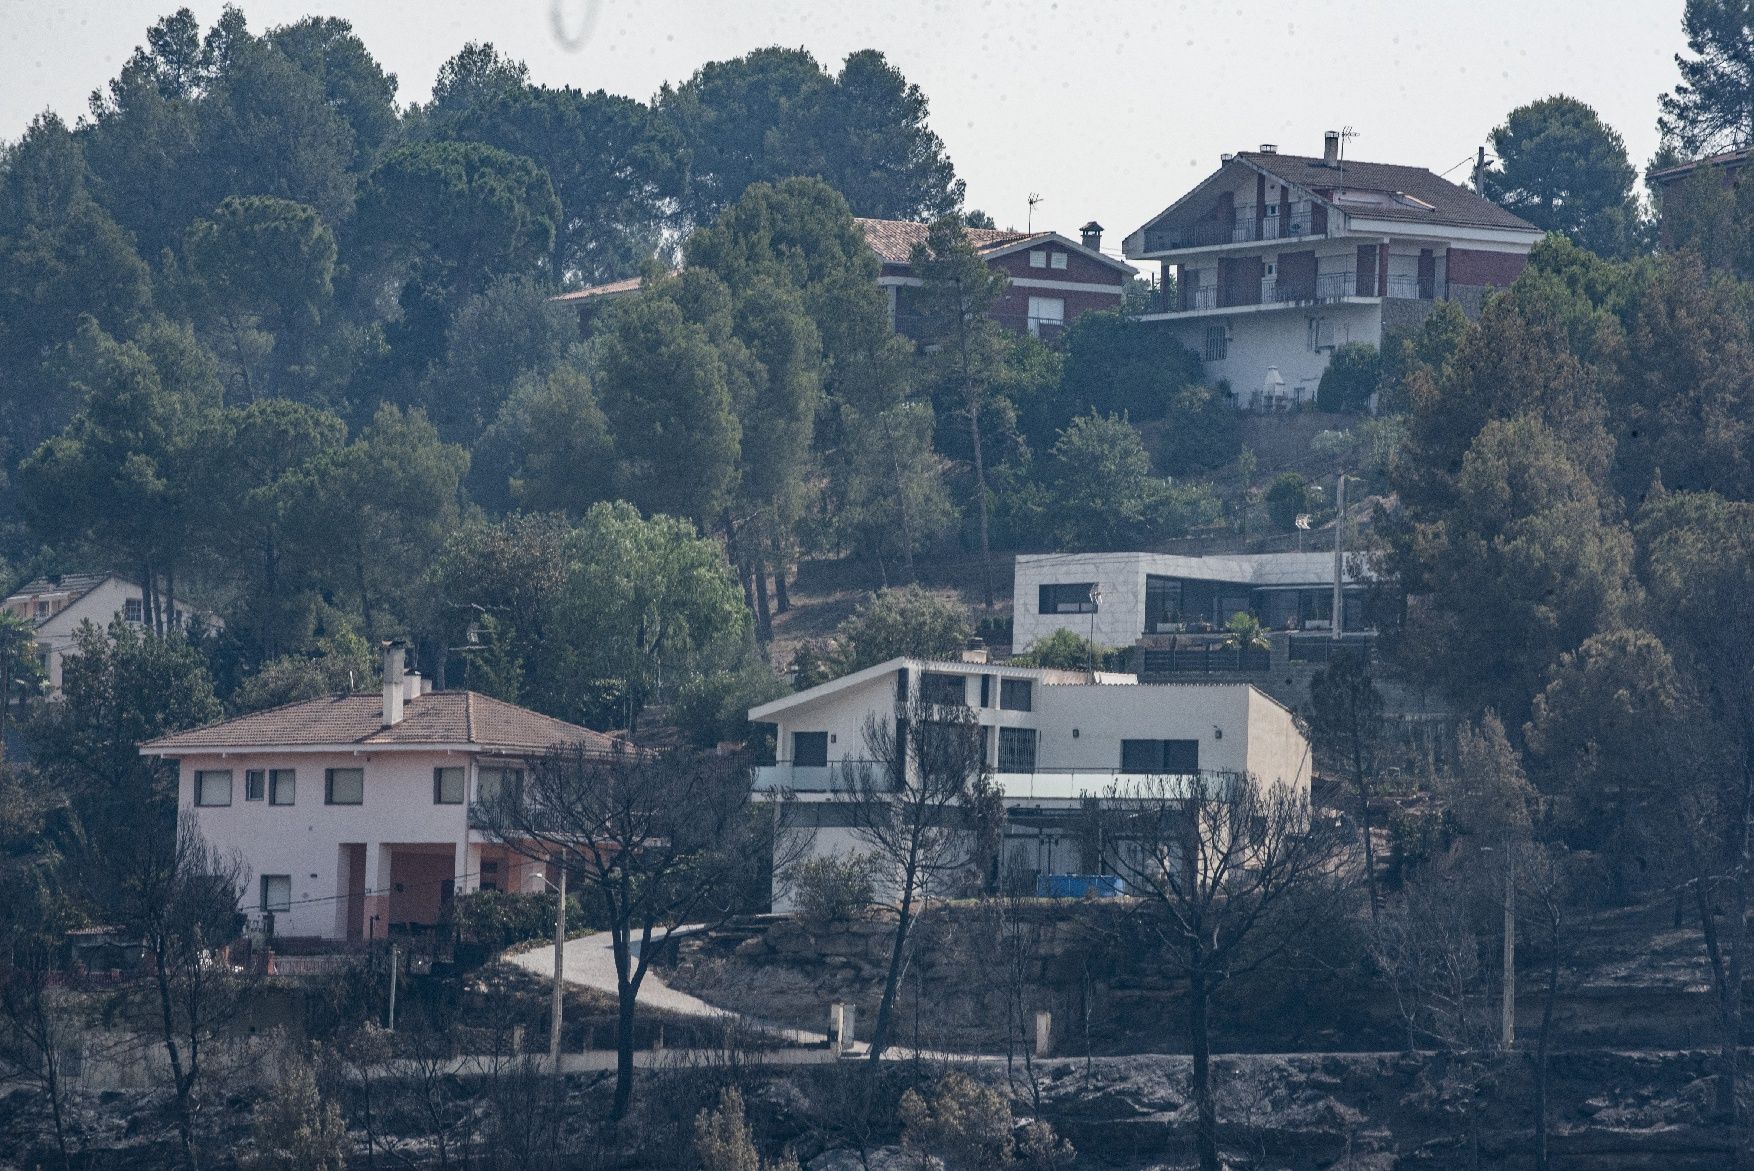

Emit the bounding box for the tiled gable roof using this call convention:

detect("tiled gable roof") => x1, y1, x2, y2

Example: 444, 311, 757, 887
141, 690, 624, 756
1235, 152, 1539, 232
6, 573, 120, 619
854, 217, 1045, 264
549, 275, 648, 303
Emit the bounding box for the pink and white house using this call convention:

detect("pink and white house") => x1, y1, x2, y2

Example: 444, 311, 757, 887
1125, 132, 1544, 409
5, 572, 219, 695
140, 645, 622, 942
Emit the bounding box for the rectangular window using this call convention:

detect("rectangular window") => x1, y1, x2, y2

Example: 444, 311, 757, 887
245, 769, 265, 801
1204, 325, 1228, 361
1026, 295, 1065, 336
269, 769, 295, 806
998, 726, 1038, 773
1050, 251, 1068, 270
480, 860, 500, 893
1038, 583, 1098, 615
477, 766, 524, 806
1029, 249, 1047, 268
1146, 575, 1183, 632
1120, 739, 1201, 774
920, 672, 967, 707
1000, 678, 1034, 712
123, 597, 143, 623
260, 874, 291, 913
324, 767, 364, 806
792, 731, 829, 768
194, 770, 233, 807
33, 600, 49, 619
433, 767, 465, 804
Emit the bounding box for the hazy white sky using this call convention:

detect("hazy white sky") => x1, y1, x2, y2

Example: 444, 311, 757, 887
1, 0, 1688, 251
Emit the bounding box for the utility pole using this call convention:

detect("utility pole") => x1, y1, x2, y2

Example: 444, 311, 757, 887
387, 944, 399, 1031
1503, 837, 1517, 1048
1331, 472, 1346, 639
550, 862, 567, 1073
1475, 145, 1487, 195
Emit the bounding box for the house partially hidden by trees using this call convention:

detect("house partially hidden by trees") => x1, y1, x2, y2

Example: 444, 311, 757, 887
139, 643, 622, 942
4, 573, 217, 694
749, 653, 1309, 910
1125, 132, 1543, 408
553, 216, 1134, 341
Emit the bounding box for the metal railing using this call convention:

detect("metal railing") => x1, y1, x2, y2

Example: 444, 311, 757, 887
1287, 633, 1376, 664
1315, 271, 1358, 301
754, 761, 1240, 800
1141, 645, 1271, 674
1184, 285, 1219, 311
1385, 274, 1440, 300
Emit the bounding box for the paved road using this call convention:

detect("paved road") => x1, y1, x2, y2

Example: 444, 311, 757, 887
509, 928, 833, 1047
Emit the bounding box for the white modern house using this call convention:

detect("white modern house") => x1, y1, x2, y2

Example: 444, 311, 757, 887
140, 645, 622, 942
750, 656, 1309, 908
1013, 551, 1377, 652
1125, 132, 1543, 408
4, 573, 219, 695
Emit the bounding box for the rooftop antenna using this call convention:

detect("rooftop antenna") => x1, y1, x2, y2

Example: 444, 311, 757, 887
1339, 126, 1358, 177
1027, 192, 1044, 233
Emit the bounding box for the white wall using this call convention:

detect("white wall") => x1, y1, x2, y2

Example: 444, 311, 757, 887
1012, 553, 1152, 651
175, 748, 499, 940
1159, 299, 1383, 408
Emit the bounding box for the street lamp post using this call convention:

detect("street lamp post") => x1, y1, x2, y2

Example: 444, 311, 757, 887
1087, 585, 1103, 675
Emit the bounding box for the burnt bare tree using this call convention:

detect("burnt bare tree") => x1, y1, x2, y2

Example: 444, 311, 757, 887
475, 743, 759, 1121
1307, 652, 1387, 918
110, 815, 248, 1171
835, 692, 991, 1065
1099, 774, 1345, 1171
0, 884, 77, 1170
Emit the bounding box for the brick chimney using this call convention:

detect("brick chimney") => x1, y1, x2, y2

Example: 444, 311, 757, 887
382, 641, 406, 726
1079, 221, 1103, 252
1324, 130, 1340, 166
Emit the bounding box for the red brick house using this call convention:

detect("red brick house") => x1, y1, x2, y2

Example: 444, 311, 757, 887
552, 218, 1135, 343
1124, 132, 1544, 410
1649, 148, 1749, 247
855, 218, 1135, 342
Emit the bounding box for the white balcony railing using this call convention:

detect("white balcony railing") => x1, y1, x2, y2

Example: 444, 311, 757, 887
753, 761, 1236, 801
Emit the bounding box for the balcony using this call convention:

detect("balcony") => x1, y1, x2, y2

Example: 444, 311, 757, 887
753, 761, 1236, 801
1158, 270, 1360, 317
1140, 200, 1321, 253
1385, 274, 1440, 300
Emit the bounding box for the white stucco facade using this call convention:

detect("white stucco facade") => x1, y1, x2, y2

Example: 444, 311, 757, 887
5, 574, 219, 694
158, 746, 550, 940
750, 656, 1310, 910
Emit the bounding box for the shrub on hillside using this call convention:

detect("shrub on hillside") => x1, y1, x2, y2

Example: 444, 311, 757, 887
1013, 628, 1124, 671
453, 890, 587, 951
799, 586, 973, 684
1316, 342, 1382, 412
790, 854, 878, 925
1265, 472, 1310, 531
1158, 383, 1243, 475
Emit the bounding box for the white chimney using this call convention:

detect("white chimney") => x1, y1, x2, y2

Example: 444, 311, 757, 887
1324, 130, 1340, 166
382, 642, 406, 726
403, 670, 420, 703
420, 676, 433, 695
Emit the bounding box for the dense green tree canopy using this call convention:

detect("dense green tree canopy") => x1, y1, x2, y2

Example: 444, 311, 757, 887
1660, 0, 1754, 157
1486, 96, 1642, 258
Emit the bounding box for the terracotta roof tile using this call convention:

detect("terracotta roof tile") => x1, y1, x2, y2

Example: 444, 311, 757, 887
853, 217, 1045, 265
549, 275, 648, 303
141, 691, 624, 756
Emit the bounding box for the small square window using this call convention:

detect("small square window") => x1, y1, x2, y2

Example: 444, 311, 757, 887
1000, 678, 1034, 712
269, 769, 295, 806
260, 874, 291, 913
194, 770, 232, 807
245, 769, 265, 801
477, 767, 523, 806
792, 731, 829, 768
33, 601, 48, 619
1029, 250, 1047, 268
434, 767, 465, 805
123, 597, 143, 623
324, 768, 364, 805
1050, 251, 1068, 270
